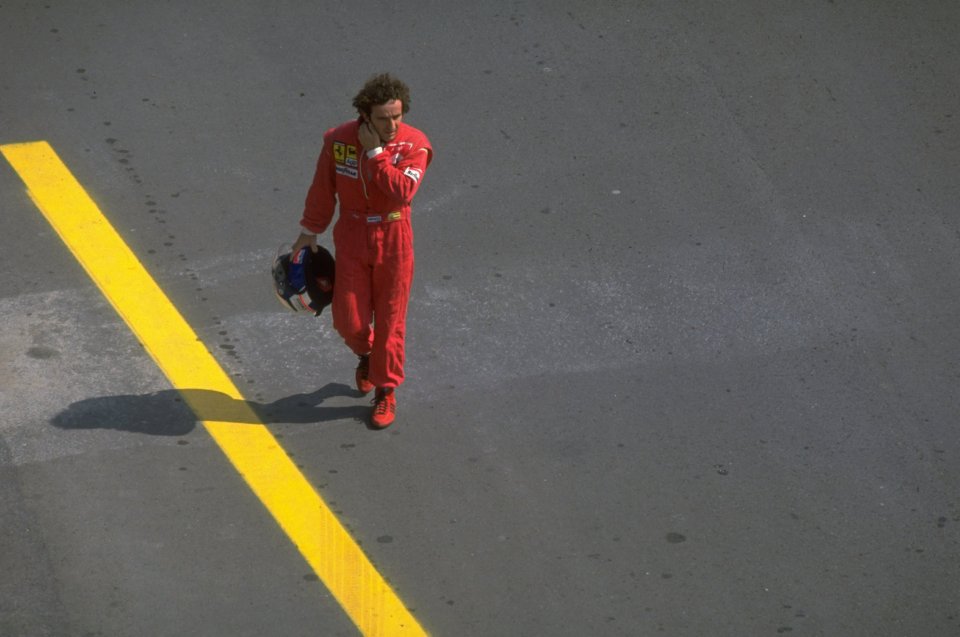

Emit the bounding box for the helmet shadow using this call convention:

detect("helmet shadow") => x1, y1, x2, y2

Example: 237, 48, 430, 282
50, 383, 367, 436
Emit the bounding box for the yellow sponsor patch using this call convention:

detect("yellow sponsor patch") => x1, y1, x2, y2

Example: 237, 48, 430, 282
332, 142, 346, 164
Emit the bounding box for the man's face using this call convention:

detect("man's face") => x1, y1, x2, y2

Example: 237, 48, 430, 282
367, 100, 403, 143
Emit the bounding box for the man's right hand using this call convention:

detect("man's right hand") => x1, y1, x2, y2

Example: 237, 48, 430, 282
291, 232, 318, 255
358, 121, 381, 151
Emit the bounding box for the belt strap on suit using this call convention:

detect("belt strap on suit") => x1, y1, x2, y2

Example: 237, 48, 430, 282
349, 211, 404, 224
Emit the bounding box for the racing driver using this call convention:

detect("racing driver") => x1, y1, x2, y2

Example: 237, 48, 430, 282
291, 73, 433, 429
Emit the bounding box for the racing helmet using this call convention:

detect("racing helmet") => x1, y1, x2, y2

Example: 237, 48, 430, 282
272, 245, 335, 315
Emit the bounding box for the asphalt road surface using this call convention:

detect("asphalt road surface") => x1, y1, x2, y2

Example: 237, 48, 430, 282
2, 1, 959, 636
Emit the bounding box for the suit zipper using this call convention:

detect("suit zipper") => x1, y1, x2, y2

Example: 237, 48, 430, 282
360, 147, 369, 200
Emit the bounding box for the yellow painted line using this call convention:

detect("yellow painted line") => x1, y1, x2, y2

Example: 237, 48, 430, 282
1, 141, 426, 637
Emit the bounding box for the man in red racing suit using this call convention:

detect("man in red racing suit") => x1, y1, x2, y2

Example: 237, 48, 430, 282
291, 74, 432, 429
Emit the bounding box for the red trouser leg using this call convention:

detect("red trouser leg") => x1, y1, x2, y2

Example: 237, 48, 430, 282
332, 218, 414, 389
332, 220, 374, 357
370, 219, 414, 388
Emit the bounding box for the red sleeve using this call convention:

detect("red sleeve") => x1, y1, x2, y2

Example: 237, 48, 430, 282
300, 134, 337, 234
365, 144, 432, 205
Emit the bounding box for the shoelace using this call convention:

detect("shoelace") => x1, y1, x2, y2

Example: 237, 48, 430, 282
373, 391, 394, 415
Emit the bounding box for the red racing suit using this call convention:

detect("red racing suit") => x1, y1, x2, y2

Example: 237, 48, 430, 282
300, 118, 433, 389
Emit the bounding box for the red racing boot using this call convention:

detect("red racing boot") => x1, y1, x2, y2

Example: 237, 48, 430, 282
371, 388, 396, 429
355, 354, 374, 395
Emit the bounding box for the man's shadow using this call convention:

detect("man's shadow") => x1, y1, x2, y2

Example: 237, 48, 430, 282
51, 383, 371, 436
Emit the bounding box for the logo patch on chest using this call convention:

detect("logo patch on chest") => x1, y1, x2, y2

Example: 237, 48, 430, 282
333, 141, 359, 178
336, 164, 358, 179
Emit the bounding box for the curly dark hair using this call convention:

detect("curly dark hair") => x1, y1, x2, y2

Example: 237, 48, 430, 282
352, 73, 411, 116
